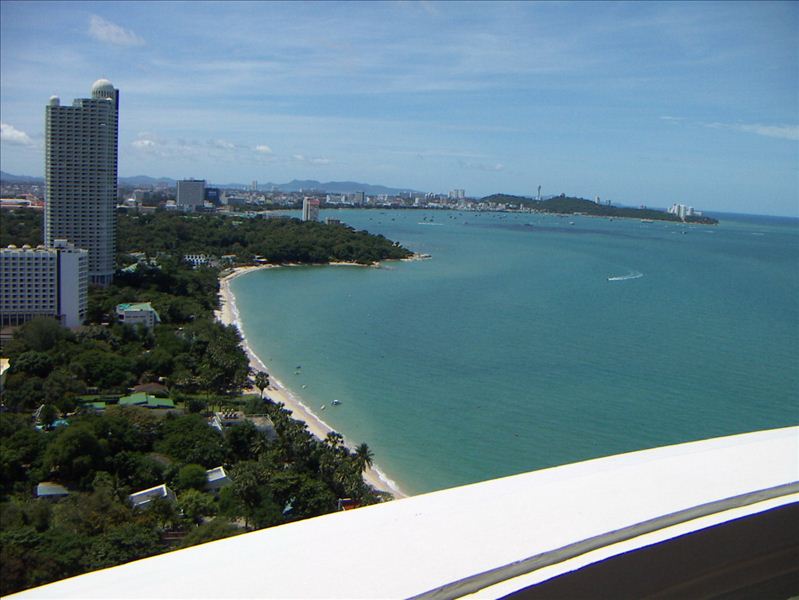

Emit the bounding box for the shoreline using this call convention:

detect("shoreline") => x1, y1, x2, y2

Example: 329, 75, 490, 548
215, 264, 408, 499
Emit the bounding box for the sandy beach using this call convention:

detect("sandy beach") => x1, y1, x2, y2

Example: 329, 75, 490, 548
215, 265, 407, 499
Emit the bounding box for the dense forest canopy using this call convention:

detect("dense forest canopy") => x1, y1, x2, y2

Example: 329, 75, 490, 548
118, 211, 412, 264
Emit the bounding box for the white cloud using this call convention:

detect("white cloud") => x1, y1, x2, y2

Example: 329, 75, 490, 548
0, 123, 34, 145
721, 123, 799, 141
458, 159, 504, 172
132, 139, 157, 150
291, 154, 331, 165
211, 139, 236, 150
88, 15, 145, 46
255, 144, 273, 154
666, 118, 798, 141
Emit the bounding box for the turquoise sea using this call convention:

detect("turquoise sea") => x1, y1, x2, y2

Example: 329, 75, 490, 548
231, 209, 799, 495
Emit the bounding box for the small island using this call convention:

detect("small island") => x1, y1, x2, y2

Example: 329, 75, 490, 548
480, 194, 718, 225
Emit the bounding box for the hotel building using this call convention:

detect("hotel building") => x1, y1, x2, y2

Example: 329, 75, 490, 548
302, 197, 320, 222
45, 79, 119, 286
176, 179, 206, 212
0, 240, 88, 328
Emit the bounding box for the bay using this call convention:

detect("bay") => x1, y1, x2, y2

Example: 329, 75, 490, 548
231, 209, 799, 495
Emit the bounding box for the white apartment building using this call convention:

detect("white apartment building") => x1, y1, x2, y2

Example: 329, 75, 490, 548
116, 302, 161, 329
302, 197, 320, 222
177, 179, 206, 211
667, 203, 701, 220
0, 240, 88, 328
45, 79, 119, 286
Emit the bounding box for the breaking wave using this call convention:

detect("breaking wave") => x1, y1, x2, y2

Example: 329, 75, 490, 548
607, 271, 644, 282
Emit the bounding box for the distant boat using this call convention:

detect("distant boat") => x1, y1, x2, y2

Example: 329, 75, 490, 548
641, 219, 654, 223
332, 399, 342, 406
320, 405, 326, 410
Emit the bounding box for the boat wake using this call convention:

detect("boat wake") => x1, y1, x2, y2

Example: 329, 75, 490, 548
608, 271, 643, 282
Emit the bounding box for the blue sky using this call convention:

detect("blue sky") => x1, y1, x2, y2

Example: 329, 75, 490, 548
1, 1, 797, 215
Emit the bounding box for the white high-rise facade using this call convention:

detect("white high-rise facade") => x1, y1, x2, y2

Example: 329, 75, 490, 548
0, 240, 88, 328
302, 197, 320, 221
45, 79, 119, 286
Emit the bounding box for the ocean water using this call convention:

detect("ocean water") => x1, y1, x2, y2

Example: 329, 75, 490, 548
231, 209, 799, 495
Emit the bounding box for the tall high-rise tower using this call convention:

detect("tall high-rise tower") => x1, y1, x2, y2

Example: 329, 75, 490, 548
45, 79, 119, 286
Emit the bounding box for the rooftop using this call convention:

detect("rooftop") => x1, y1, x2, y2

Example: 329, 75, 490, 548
10, 426, 797, 599
116, 302, 157, 313
35, 482, 69, 498
118, 392, 174, 409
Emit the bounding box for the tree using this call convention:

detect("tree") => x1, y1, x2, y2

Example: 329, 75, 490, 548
155, 415, 226, 467
268, 471, 336, 519
5, 317, 72, 356
177, 464, 208, 492
38, 404, 59, 428
324, 431, 345, 453
10, 351, 53, 377
110, 452, 164, 490
177, 518, 238, 548
354, 442, 375, 473
0, 422, 45, 492
225, 421, 265, 462
43, 368, 84, 412
83, 523, 162, 570
44, 426, 104, 485
254, 371, 270, 396
230, 461, 281, 529
177, 489, 216, 524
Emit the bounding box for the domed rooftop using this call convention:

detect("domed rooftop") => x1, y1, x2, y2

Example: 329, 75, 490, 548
91, 78, 115, 94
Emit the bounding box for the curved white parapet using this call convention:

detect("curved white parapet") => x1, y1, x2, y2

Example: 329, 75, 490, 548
12, 426, 798, 599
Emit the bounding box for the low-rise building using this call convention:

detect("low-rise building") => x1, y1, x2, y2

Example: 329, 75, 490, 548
205, 467, 231, 493
183, 254, 209, 267
36, 482, 70, 500
118, 392, 175, 409
129, 484, 176, 509
116, 302, 161, 329
0, 357, 9, 392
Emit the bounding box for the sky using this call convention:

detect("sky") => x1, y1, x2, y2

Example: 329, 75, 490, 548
1, 1, 797, 216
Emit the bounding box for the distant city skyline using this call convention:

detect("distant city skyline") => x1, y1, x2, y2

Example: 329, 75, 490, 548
1, 1, 797, 216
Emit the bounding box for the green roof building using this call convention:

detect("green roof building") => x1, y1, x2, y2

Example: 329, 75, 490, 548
116, 302, 161, 329
118, 392, 175, 409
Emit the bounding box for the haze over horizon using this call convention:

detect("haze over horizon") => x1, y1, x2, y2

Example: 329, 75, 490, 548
1, 1, 797, 216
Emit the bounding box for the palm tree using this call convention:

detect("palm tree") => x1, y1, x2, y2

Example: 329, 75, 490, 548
254, 371, 270, 396
354, 442, 374, 473
324, 431, 345, 452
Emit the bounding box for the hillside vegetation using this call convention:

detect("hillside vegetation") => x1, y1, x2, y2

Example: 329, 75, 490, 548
481, 194, 718, 224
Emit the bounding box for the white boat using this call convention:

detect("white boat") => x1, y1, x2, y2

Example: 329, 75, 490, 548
332, 399, 342, 406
